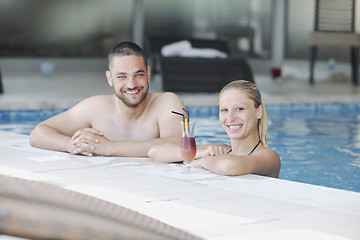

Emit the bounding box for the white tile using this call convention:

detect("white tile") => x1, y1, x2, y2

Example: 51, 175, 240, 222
0, 132, 359, 240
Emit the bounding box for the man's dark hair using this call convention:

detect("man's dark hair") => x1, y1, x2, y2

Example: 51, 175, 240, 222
107, 42, 147, 69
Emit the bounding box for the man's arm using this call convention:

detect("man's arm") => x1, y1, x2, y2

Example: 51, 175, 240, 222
29, 97, 97, 155
83, 136, 179, 157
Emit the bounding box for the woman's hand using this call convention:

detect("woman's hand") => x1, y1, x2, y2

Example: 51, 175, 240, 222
197, 143, 231, 158
187, 143, 230, 168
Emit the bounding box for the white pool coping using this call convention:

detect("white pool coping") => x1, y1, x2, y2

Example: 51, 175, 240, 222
0, 130, 359, 239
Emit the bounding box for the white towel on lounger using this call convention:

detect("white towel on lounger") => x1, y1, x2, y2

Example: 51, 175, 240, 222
161, 40, 228, 58
161, 40, 192, 57
179, 48, 228, 58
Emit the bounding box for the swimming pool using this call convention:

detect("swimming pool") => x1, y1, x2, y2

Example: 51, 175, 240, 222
1, 103, 360, 192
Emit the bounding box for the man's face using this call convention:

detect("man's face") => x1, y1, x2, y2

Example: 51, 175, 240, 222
106, 55, 150, 108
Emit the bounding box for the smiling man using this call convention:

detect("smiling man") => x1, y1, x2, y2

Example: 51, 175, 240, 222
30, 42, 186, 157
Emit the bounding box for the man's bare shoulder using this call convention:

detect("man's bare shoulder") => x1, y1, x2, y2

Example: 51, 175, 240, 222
146, 92, 185, 119
76, 95, 115, 108
82, 94, 114, 102
150, 92, 183, 105
65, 95, 115, 118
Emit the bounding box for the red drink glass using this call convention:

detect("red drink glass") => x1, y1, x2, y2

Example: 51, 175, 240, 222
181, 136, 196, 161
180, 121, 196, 161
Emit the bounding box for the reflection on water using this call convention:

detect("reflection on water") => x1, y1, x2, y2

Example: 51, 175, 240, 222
354, 115, 360, 149
272, 114, 360, 192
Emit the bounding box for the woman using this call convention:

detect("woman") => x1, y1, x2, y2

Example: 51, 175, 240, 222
148, 80, 280, 178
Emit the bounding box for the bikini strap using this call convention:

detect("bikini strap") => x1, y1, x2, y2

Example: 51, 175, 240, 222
248, 139, 261, 156
227, 139, 262, 156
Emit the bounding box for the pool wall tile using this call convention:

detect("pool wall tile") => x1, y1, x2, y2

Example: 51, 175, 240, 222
2, 103, 360, 122
1, 103, 360, 122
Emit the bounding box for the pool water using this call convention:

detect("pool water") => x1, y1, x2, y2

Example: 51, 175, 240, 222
1, 103, 360, 192
0, 109, 65, 135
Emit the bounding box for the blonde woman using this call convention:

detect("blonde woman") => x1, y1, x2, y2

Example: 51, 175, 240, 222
148, 80, 280, 178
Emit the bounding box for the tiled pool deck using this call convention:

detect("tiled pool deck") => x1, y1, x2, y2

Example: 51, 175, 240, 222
0, 72, 360, 239
0, 131, 359, 239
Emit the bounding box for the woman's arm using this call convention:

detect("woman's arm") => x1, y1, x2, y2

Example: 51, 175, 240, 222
191, 149, 281, 178
148, 143, 231, 163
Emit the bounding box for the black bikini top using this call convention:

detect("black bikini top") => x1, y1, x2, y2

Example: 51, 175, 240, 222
227, 139, 261, 156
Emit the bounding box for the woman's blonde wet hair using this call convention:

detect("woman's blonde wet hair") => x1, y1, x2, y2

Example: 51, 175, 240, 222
219, 80, 270, 148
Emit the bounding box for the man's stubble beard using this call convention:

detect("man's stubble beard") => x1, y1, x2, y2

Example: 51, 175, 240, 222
115, 83, 149, 108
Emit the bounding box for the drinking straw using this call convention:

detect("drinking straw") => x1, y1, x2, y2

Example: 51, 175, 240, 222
171, 111, 185, 122
182, 108, 189, 121
184, 118, 189, 136
171, 110, 190, 137
182, 108, 189, 137
171, 111, 186, 137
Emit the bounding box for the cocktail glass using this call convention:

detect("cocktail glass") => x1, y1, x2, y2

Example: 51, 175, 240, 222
180, 121, 196, 161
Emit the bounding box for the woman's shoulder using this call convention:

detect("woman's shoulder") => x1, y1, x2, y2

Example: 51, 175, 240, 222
257, 148, 281, 177
258, 148, 280, 162
264, 147, 279, 156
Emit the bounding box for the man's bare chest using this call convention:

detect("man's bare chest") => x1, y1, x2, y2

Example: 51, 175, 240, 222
92, 116, 159, 141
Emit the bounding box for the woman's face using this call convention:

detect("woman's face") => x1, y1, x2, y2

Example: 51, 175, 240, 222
219, 89, 262, 139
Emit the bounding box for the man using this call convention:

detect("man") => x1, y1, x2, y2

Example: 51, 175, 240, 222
30, 42, 185, 157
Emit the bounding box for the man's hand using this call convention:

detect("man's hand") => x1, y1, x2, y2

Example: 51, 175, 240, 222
69, 128, 109, 156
